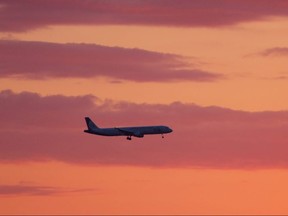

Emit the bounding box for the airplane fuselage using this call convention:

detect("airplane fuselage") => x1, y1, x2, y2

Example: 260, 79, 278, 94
85, 125, 171, 137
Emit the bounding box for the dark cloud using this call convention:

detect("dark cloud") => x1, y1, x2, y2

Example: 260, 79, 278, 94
1, 0, 288, 32
1, 90, 288, 168
0, 40, 221, 82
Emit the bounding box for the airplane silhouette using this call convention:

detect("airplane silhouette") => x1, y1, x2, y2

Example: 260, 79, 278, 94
84, 117, 173, 140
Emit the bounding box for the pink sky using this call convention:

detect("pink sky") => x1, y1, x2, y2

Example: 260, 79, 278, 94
1, 0, 288, 214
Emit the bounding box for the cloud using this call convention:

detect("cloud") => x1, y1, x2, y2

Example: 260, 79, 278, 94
1, 90, 288, 169
0, 90, 97, 129
1, 0, 288, 32
0, 183, 95, 196
0, 40, 221, 82
0, 185, 63, 196
259, 47, 288, 57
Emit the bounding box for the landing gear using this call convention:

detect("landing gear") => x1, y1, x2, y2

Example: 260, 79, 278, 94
162, 134, 164, 138
127, 136, 132, 140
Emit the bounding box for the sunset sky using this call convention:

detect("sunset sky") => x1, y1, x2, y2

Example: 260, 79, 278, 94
1, 0, 288, 214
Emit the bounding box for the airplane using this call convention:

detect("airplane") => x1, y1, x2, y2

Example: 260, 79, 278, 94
84, 117, 173, 140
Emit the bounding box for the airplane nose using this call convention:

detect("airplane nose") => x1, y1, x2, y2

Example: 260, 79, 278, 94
169, 128, 173, 133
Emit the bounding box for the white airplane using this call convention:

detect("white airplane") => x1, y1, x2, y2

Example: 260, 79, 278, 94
84, 117, 173, 140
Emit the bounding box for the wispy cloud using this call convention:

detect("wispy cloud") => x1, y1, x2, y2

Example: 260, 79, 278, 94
0, 184, 95, 196
1, 0, 288, 32
0, 40, 221, 82
0, 185, 62, 196
1, 90, 288, 169
259, 47, 288, 57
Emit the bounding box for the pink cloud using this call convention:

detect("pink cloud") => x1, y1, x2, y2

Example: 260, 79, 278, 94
1, 0, 288, 32
1, 90, 288, 169
0, 40, 221, 82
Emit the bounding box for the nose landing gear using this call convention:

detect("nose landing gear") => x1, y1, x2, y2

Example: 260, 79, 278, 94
127, 136, 132, 140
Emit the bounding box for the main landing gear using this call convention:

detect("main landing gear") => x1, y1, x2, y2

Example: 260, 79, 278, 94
162, 134, 164, 138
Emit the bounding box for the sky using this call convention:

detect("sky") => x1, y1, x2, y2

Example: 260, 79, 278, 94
1, 0, 288, 214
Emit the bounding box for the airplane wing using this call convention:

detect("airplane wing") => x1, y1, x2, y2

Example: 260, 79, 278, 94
115, 127, 134, 135
115, 128, 144, 137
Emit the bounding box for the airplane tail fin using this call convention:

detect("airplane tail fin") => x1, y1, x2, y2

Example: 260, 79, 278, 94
85, 117, 99, 131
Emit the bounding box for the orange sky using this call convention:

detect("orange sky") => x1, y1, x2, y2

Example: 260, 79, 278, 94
1, 1, 288, 214
2, 163, 288, 215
